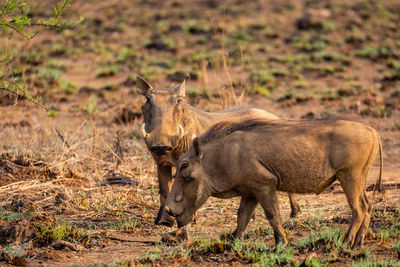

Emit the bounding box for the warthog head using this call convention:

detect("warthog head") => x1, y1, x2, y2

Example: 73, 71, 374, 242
165, 137, 211, 227
137, 76, 188, 162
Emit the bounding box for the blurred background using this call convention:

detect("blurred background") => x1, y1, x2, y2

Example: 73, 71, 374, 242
1, 0, 400, 117
0, 0, 399, 265
2, 0, 399, 165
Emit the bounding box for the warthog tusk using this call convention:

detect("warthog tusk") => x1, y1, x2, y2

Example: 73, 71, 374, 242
141, 123, 148, 138
178, 124, 184, 139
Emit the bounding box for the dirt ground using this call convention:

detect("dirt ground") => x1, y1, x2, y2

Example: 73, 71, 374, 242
0, 0, 399, 266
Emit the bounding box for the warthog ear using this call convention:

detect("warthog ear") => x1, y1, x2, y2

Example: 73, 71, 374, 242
136, 76, 152, 95
172, 80, 186, 97
192, 137, 202, 158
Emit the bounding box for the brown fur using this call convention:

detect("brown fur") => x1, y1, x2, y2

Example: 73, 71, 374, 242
136, 77, 301, 227
166, 118, 383, 248
201, 118, 383, 193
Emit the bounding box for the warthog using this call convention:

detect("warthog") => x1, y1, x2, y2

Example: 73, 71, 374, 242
136, 76, 302, 227
165, 118, 383, 248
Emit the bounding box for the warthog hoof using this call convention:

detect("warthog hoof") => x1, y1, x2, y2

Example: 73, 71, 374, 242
290, 206, 301, 218
161, 228, 189, 245
155, 206, 175, 227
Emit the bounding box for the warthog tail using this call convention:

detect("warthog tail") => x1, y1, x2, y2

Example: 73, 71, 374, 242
374, 133, 384, 194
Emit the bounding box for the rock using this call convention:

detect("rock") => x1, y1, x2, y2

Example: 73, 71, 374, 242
297, 8, 332, 30
301, 112, 316, 119
50, 240, 82, 251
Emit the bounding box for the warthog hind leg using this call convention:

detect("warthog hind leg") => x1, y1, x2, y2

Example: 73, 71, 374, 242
339, 170, 369, 248
233, 196, 258, 239
288, 193, 301, 218
353, 191, 372, 248
254, 186, 287, 245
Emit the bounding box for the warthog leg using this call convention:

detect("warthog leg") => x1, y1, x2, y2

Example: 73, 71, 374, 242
352, 138, 380, 248
155, 165, 175, 227
288, 193, 301, 218
254, 186, 287, 245
233, 196, 258, 239
339, 170, 370, 249
353, 191, 372, 248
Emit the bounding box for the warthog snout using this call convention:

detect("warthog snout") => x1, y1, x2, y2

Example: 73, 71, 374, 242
150, 145, 173, 155
164, 205, 175, 217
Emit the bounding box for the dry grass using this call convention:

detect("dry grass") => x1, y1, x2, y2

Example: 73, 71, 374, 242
1, 0, 400, 265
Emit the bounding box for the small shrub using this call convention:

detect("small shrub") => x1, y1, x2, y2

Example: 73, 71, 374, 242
271, 68, 290, 77
250, 70, 274, 86
254, 86, 270, 97
244, 225, 274, 238
194, 238, 229, 254
393, 240, 400, 259
87, 94, 98, 117
96, 65, 119, 77
353, 259, 400, 267
293, 80, 308, 89
230, 32, 252, 42
297, 227, 343, 253
112, 259, 131, 267
117, 46, 134, 63
61, 80, 78, 95
137, 250, 161, 264
322, 21, 336, 31
111, 217, 140, 231
37, 67, 62, 81
36, 222, 90, 246
356, 46, 393, 61
0, 208, 24, 222
303, 255, 321, 267
231, 240, 293, 264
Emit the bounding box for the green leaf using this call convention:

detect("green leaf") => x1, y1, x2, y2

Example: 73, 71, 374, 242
0, 71, 4, 79
8, 32, 14, 40
21, 3, 28, 15
2, 80, 9, 89
53, 7, 58, 17
49, 108, 57, 117
26, 33, 36, 39
49, 17, 58, 25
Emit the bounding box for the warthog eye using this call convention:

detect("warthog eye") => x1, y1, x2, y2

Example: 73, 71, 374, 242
180, 162, 191, 180
180, 162, 189, 171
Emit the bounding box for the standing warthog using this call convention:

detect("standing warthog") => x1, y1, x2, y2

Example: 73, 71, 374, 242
136, 76, 302, 227
165, 118, 383, 248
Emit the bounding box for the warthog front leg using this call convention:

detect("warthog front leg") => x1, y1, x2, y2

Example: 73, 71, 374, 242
288, 193, 301, 218
155, 165, 175, 227
233, 196, 258, 239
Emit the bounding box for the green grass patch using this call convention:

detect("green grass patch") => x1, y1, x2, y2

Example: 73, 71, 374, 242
109, 217, 140, 231
36, 222, 91, 246
96, 65, 119, 77
0, 208, 25, 222
297, 227, 344, 252
352, 259, 400, 267
250, 70, 274, 86
253, 86, 270, 97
